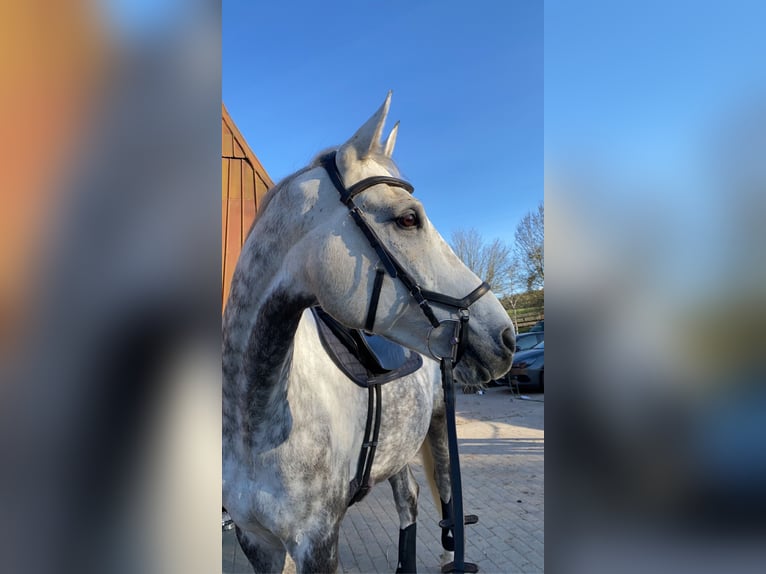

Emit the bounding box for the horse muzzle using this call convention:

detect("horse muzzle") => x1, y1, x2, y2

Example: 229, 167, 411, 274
453, 323, 515, 385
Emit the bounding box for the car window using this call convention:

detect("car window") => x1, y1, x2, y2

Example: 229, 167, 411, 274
533, 340, 544, 349
516, 334, 540, 351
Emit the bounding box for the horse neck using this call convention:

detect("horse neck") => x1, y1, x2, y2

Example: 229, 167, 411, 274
222, 195, 316, 445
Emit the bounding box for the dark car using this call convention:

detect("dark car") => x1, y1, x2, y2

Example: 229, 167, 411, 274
514, 331, 544, 353
487, 330, 543, 387
509, 340, 544, 391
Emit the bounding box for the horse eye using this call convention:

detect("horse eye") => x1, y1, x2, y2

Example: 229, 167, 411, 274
396, 212, 419, 229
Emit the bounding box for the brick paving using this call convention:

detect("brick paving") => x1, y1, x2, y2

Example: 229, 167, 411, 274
223, 386, 544, 573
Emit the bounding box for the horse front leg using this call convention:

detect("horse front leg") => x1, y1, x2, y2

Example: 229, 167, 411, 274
284, 492, 345, 574
235, 525, 289, 574
288, 522, 341, 574
389, 464, 420, 574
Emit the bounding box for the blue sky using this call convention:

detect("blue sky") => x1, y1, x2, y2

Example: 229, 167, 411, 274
545, 1, 765, 198
544, 0, 766, 294
223, 0, 543, 246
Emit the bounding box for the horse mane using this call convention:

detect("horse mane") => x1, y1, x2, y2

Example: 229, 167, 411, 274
254, 165, 312, 220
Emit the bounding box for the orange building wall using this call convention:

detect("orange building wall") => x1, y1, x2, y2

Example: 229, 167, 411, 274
222, 104, 274, 311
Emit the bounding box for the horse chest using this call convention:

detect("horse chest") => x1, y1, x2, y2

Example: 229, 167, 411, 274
283, 368, 435, 484
366, 378, 434, 480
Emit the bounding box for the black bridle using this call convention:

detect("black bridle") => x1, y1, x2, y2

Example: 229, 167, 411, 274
321, 151, 485, 573
320, 151, 490, 364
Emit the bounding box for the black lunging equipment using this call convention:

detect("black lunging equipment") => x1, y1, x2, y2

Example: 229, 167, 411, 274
320, 151, 490, 573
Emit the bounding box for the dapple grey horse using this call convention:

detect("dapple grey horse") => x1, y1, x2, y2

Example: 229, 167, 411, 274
223, 93, 515, 573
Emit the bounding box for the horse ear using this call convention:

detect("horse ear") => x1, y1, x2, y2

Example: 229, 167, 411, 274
339, 91, 392, 162
383, 121, 399, 158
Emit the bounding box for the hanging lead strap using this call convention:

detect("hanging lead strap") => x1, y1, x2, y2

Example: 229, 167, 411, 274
439, 356, 478, 574
439, 317, 478, 574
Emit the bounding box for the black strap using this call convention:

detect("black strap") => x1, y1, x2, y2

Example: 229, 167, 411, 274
456, 313, 471, 364
365, 269, 386, 332
348, 384, 383, 506
421, 281, 491, 311
348, 207, 399, 278
364, 384, 383, 486
348, 176, 413, 199
324, 157, 414, 206
439, 357, 478, 574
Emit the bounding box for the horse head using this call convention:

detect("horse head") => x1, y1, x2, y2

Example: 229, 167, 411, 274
281, 92, 515, 384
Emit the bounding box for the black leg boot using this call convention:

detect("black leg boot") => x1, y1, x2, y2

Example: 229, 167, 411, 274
395, 522, 417, 573
440, 498, 455, 552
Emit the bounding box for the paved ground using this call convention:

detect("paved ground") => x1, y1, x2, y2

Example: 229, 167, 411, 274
223, 385, 544, 573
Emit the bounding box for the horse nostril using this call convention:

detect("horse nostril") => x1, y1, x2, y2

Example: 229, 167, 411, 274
501, 327, 515, 353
